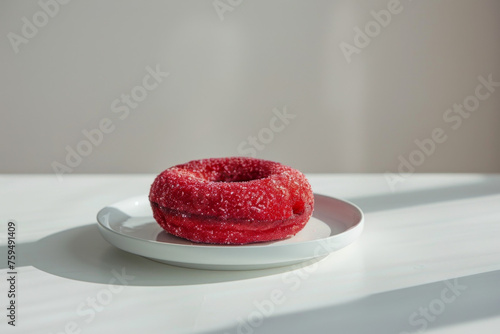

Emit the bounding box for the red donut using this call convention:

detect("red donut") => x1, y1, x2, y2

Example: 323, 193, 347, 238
149, 157, 314, 244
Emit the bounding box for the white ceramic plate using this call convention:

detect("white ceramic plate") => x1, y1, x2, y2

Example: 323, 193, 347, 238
96, 194, 364, 270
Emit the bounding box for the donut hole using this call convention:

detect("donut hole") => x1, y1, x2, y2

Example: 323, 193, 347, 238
189, 158, 275, 183
211, 169, 271, 183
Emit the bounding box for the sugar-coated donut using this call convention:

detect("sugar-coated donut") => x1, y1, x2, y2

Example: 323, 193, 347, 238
149, 157, 314, 244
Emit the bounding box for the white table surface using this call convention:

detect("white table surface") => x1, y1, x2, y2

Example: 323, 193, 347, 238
1, 174, 500, 334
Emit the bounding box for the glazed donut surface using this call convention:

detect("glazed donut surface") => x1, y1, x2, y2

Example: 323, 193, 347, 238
149, 157, 314, 244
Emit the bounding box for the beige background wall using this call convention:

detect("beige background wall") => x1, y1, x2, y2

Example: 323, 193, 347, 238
1, 0, 499, 175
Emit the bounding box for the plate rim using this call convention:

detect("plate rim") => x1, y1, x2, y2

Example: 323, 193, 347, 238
96, 193, 364, 250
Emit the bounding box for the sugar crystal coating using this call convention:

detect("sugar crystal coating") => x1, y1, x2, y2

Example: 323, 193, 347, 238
149, 157, 314, 244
